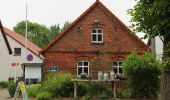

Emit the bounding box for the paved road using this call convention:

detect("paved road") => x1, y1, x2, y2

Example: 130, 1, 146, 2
0, 89, 12, 100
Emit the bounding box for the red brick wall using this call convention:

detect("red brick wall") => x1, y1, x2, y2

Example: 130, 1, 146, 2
43, 4, 147, 77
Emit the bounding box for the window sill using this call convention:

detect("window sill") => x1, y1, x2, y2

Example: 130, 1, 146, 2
13, 54, 21, 56
91, 42, 104, 45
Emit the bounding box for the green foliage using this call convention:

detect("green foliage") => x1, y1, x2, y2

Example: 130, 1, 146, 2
7, 81, 16, 97
13, 21, 50, 48
61, 21, 71, 32
13, 21, 71, 48
49, 24, 61, 40
42, 73, 87, 97
162, 57, 170, 70
117, 90, 132, 98
36, 91, 52, 100
85, 82, 112, 99
27, 84, 41, 97
128, 0, 170, 55
0, 81, 8, 88
123, 52, 161, 98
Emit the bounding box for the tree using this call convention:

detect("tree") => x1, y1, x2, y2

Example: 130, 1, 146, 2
13, 21, 50, 48
128, 0, 170, 99
49, 24, 61, 40
61, 21, 71, 32
128, 0, 170, 53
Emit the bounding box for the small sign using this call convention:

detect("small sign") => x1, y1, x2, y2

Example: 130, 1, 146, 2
27, 54, 33, 62
11, 62, 19, 67
50, 66, 58, 72
13, 81, 29, 100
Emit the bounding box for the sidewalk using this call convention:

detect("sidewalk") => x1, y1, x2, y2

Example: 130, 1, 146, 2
0, 89, 12, 100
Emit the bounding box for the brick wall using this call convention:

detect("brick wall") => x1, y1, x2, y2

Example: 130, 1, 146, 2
43, 3, 147, 78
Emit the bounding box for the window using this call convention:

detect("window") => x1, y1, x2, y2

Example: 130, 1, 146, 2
77, 61, 89, 76
91, 28, 103, 43
112, 61, 123, 75
14, 48, 21, 56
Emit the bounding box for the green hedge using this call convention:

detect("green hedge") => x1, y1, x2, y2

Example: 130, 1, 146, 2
8, 81, 16, 97
85, 82, 112, 99
0, 81, 8, 88
123, 52, 161, 98
41, 73, 87, 97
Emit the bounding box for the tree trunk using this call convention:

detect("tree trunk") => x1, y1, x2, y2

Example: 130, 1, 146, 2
161, 70, 170, 100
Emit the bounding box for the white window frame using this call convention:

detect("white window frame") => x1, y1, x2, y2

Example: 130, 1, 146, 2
77, 61, 89, 77
112, 61, 123, 75
91, 28, 103, 43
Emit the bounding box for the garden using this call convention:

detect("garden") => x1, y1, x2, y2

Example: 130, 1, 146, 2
5, 52, 163, 100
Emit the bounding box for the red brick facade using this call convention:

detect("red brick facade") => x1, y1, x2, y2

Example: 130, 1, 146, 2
41, 1, 147, 78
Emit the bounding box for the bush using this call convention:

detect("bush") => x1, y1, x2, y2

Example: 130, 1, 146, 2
0, 81, 8, 88
85, 82, 112, 99
42, 73, 87, 97
27, 84, 41, 97
117, 90, 132, 98
36, 91, 52, 100
8, 81, 16, 97
123, 52, 161, 98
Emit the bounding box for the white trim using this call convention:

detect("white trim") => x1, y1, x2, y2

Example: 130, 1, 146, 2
112, 61, 123, 75
77, 61, 89, 77
91, 28, 103, 43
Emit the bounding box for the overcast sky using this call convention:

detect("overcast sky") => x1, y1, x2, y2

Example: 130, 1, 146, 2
0, 0, 146, 42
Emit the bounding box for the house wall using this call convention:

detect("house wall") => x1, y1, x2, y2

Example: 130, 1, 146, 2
155, 36, 163, 60
43, 3, 147, 78
7, 35, 43, 79
0, 30, 10, 81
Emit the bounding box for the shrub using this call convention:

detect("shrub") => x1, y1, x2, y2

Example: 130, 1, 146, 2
8, 81, 16, 97
0, 81, 8, 88
42, 73, 74, 97
117, 90, 132, 98
27, 84, 41, 97
42, 73, 88, 97
85, 82, 112, 99
123, 52, 161, 98
36, 91, 52, 100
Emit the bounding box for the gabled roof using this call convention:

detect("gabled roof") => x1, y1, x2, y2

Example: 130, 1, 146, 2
3, 27, 42, 56
41, 0, 148, 54
0, 20, 12, 54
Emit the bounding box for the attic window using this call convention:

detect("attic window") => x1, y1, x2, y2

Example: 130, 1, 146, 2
14, 48, 21, 56
91, 28, 103, 43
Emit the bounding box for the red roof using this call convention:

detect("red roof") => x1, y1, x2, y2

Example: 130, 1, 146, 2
0, 20, 12, 54
3, 27, 42, 56
41, 0, 147, 54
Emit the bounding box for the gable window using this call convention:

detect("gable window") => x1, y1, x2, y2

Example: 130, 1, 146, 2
14, 48, 21, 56
112, 61, 123, 75
77, 61, 89, 76
91, 28, 103, 43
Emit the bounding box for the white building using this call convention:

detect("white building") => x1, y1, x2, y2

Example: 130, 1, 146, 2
150, 36, 163, 60
3, 27, 43, 83
0, 21, 12, 81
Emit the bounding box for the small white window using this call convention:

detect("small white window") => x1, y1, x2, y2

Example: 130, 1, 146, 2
91, 28, 103, 43
112, 61, 123, 75
77, 61, 89, 76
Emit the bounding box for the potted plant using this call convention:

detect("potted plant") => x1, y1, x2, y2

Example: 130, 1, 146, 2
80, 73, 88, 79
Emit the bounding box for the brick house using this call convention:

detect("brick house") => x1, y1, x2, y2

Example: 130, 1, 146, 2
41, 0, 148, 78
